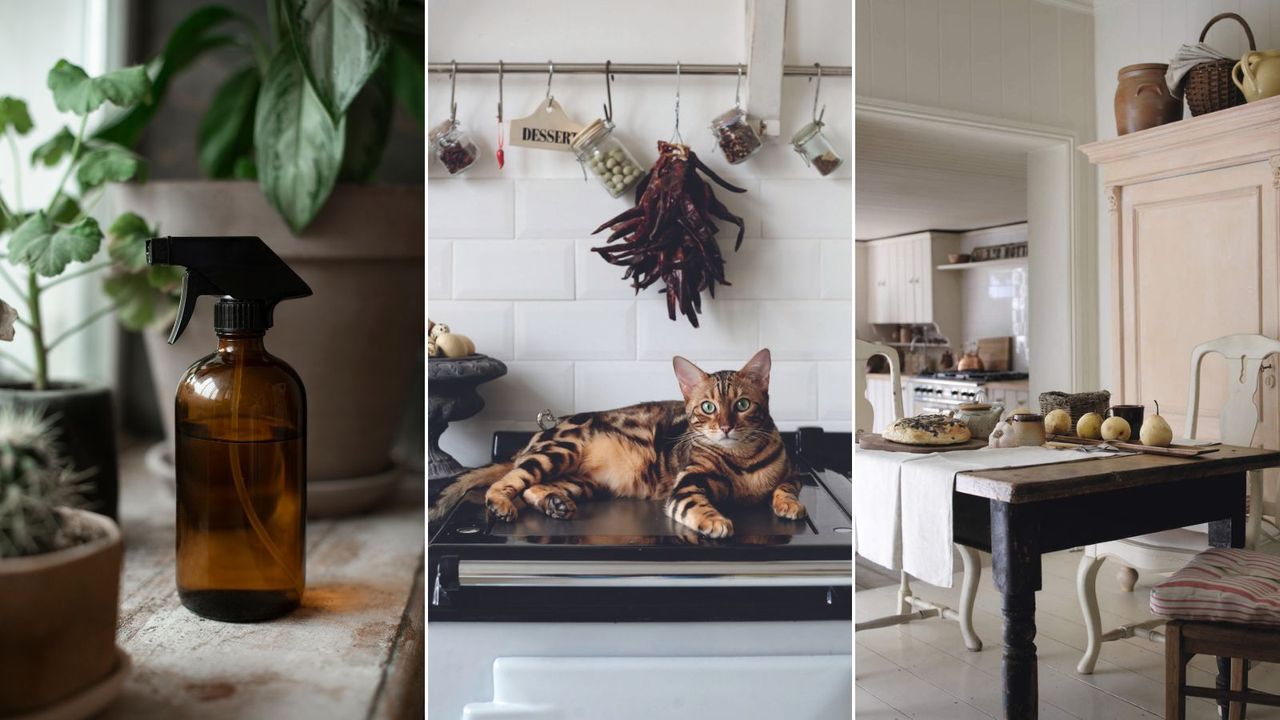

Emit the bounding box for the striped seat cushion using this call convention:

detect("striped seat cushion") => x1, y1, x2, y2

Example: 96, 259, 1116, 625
1150, 548, 1280, 627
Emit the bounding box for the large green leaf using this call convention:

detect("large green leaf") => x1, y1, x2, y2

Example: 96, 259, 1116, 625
9, 214, 103, 277
105, 272, 176, 331
106, 212, 153, 271
198, 66, 260, 179
338, 58, 391, 182
48, 61, 150, 116
93, 6, 248, 148
284, 0, 396, 120
76, 145, 144, 190
254, 47, 344, 233
0, 97, 32, 135
30, 127, 75, 167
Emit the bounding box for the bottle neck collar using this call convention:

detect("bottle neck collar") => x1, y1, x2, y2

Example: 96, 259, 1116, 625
216, 332, 267, 354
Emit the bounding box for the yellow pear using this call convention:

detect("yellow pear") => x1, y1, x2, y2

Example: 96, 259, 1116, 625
1044, 409, 1071, 435
1076, 412, 1104, 439
1101, 416, 1131, 442
1140, 400, 1173, 447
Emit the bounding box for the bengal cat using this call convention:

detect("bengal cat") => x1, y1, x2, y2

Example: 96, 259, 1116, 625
430, 348, 805, 538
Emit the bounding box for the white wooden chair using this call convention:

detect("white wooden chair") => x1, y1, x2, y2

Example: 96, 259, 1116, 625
1076, 333, 1279, 674
854, 339, 984, 652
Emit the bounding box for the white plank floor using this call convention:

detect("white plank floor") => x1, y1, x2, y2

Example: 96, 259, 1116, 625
856, 546, 1280, 719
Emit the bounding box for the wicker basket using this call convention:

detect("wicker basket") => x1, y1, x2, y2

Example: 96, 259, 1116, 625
1039, 390, 1110, 432
1185, 13, 1255, 117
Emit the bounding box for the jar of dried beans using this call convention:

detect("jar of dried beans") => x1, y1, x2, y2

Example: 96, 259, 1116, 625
710, 106, 763, 165
429, 118, 478, 175
791, 120, 843, 176
571, 119, 645, 198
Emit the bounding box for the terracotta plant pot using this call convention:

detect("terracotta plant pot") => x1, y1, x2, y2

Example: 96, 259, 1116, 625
1115, 63, 1183, 135
0, 384, 119, 519
0, 509, 122, 715
112, 181, 424, 516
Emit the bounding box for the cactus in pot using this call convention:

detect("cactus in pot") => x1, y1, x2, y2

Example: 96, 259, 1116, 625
0, 404, 87, 558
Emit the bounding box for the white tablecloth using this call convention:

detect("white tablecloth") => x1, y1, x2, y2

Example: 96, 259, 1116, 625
855, 445, 1126, 587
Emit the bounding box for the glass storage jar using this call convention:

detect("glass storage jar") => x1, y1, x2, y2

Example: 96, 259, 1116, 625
571, 119, 645, 198
429, 118, 478, 175
709, 106, 763, 164
791, 120, 843, 176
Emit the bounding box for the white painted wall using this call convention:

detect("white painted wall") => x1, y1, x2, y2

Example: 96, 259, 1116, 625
958, 224, 1029, 372
1091, 0, 1280, 390
427, 0, 853, 466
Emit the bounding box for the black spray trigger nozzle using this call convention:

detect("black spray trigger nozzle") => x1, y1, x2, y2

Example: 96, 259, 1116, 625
146, 236, 312, 344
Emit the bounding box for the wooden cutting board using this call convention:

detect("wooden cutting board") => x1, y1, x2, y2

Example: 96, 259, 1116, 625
1045, 434, 1219, 457
977, 337, 1012, 372
858, 432, 988, 454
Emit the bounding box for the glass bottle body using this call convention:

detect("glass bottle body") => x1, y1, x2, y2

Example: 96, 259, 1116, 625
792, 121, 844, 176
429, 119, 479, 175
710, 106, 763, 165
572, 120, 645, 198
175, 332, 306, 622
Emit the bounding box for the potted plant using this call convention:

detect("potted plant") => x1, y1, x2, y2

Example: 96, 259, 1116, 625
0, 60, 157, 518
103, 1, 425, 515
0, 403, 126, 716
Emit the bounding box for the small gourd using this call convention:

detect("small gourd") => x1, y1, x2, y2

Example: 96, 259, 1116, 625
427, 340, 440, 358
436, 332, 475, 358
430, 323, 450, 340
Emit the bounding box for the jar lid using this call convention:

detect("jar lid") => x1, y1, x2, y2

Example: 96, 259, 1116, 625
791, 120, 823, 146
428, 118, 456, 145
710, 106, 747, 127
570, 118, 610, 152
1011, 413, 1044, 422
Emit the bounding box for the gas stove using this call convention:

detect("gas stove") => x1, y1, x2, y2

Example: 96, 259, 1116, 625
922, 370, 1029, 382
909, 371, 1028, 410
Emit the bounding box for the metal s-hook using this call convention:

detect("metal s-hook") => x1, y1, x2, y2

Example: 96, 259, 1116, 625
810, 62, 826, 124
734, 64, 744, 107
670, 60, 683, 143
449, 59, 458, 124
545, 60, 555, 110
603, 60, 614, 124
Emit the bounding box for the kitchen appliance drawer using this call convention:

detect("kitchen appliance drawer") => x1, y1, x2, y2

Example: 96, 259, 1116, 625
461, 655, 852, 719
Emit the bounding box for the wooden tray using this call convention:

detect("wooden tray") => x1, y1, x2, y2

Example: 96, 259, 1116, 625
858, 432, 988, 454
1046, 434, 1219, 458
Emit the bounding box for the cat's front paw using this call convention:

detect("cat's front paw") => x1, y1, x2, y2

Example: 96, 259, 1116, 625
694, 514, 734, 539
773, 497, 807, 520
486, 494, 519, 522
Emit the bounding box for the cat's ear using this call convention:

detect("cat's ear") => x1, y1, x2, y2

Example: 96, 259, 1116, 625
739, 348, 772, 391
672, 355, 709, 399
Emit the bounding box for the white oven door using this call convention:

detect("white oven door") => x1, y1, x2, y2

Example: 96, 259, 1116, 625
461, 655, 852, 719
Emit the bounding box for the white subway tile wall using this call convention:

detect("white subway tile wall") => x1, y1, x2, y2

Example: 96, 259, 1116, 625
430, 164, 851, 466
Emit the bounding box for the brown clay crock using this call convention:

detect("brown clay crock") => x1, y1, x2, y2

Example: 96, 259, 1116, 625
1115, 63, 1183, 135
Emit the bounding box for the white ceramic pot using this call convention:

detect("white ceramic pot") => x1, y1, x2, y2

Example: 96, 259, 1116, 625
114, 181, 424, 516
0, 509, 123, 716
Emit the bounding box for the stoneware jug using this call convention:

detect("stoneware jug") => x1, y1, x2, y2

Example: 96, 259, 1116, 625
1233, 50, 1280, 102
949, 402, 1005, 441
988, 412, 1047, 449
1114, 63, 1182, 135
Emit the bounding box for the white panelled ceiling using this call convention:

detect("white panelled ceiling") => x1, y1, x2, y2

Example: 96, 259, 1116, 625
856, 109, 1039, 239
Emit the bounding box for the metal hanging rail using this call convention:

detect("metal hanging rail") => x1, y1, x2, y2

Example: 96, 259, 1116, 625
427, 62, 850, 77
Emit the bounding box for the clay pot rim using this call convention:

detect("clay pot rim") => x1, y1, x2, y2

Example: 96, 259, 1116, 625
1118, 63, 1169, 76
0, 509, 120, 575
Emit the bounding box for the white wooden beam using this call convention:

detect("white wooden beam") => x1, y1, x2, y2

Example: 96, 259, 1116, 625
745, 0, 786, 138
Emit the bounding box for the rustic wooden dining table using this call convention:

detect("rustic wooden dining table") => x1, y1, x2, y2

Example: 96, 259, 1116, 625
949, 444, 1280, 720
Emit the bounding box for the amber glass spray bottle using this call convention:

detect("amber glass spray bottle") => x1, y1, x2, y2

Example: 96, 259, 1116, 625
147, 236, 313, 622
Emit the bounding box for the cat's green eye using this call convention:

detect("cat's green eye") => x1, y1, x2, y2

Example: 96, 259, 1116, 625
700, 401, 716, 414
735, 398, 751, 412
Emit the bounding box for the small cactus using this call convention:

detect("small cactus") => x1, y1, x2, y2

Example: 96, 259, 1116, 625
0, 405, 86, 558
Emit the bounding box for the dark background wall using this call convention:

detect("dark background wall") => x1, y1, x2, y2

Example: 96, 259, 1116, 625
119, 0, 424, 435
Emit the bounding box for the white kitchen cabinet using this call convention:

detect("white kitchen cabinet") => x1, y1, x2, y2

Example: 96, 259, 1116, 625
863, 231, 961, 339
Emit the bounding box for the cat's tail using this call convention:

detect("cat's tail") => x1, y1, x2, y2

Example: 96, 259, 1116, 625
429, 462, 512, 521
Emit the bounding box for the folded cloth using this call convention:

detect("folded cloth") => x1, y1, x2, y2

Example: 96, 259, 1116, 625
1166, 42, 1235, 97
857, 445, 1129, 588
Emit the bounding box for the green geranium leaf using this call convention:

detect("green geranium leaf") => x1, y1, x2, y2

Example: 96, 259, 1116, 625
76, 145, 144, 190
49, 196, 80, 224
10, 215, 102, 277
254, 47, 344, 233
104, 272, 168, 331
0, 97, 33, 135
106, 212, 153, 271
284, 0, 395, 120
339, 58, 392, 182
30, 127, 76, 167
147, 264, 184, 291
198, 66, 260, 179
48, 60, 150, 116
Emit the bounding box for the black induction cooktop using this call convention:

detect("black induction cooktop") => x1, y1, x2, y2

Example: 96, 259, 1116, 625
428, 427, 852, 622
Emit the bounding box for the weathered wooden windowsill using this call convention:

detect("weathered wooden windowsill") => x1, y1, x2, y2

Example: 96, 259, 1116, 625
103, 443, 425, 719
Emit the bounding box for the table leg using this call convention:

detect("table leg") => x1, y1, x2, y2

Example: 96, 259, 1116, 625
991, 500, 1042, 720
1209, 472, 1248, 719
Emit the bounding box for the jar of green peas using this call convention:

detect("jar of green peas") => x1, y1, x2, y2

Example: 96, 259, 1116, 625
571, 119, 645, 198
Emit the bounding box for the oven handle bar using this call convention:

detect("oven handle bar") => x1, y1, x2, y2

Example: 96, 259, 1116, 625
456, 560, 852, 587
